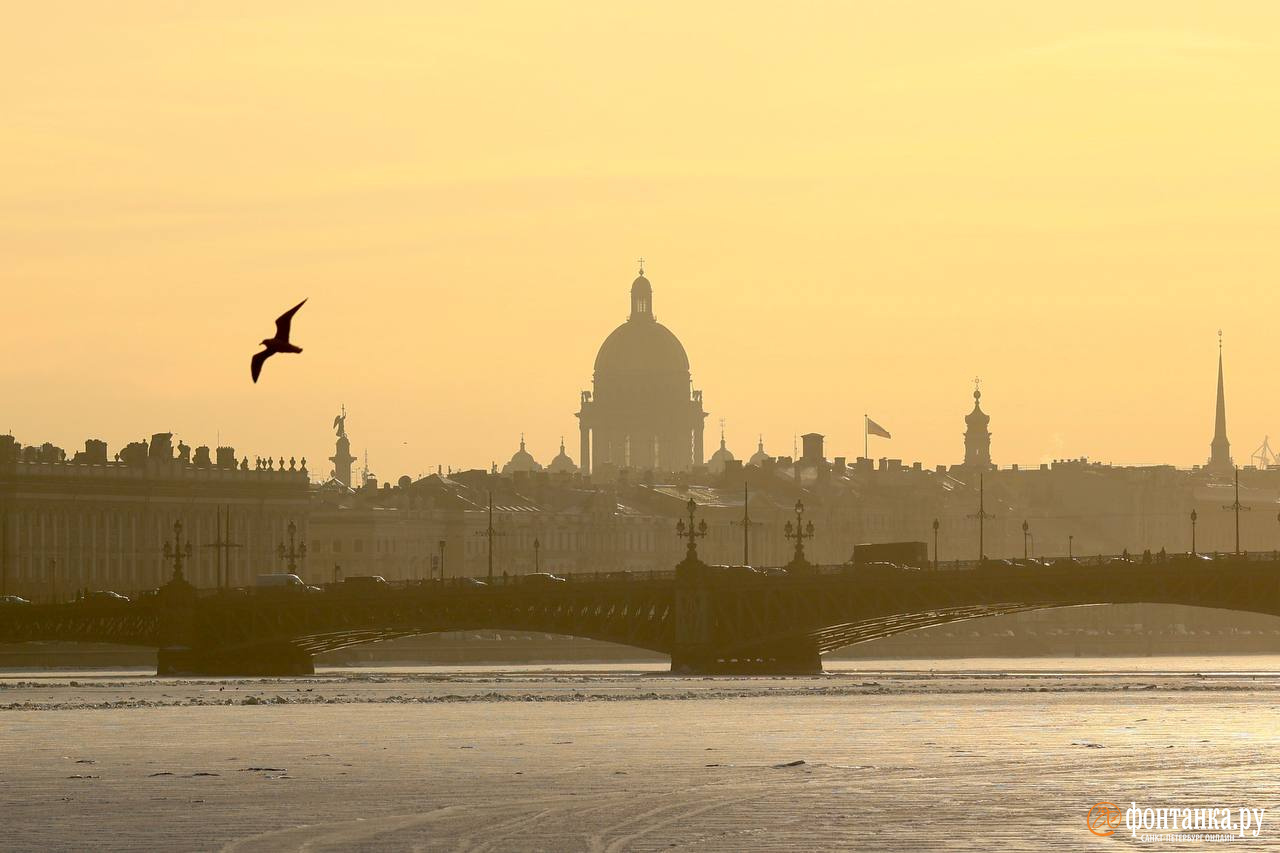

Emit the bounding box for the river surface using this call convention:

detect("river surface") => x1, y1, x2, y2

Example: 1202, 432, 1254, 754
3, 656, 1279, 851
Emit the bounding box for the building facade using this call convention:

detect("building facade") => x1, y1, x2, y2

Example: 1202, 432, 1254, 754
0, 432, 311, 600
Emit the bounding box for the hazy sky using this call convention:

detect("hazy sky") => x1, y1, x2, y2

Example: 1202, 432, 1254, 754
4, 3, 1279, 478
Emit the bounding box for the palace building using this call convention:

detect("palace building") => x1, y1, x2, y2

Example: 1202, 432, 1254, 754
0, 432, 310, 600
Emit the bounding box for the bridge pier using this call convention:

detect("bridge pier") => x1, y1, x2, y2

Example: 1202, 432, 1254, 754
670, 639, 822, 675
157, 642, 315, 677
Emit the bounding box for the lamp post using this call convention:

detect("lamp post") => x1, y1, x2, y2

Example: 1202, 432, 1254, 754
1, 502, 7, 597
163, 520, 193, 584
1221, 467, 1251, 556
201, 505, 241, 590
474, 492, 507, 583
1190, 509, 1198, 557
277, 520, 307, 575
533, 537, 541, 573
730, 481, 759, 567
675, 497, 708, 562
438, 539, 447, 581
967, 474, 996, 562
1068, 534, 1074, 561
932, 518, 940, 570
783, 500, 815, 566
1021, 520, 1029, 561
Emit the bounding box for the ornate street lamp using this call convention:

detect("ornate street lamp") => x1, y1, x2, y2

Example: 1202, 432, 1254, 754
784, 500, 815, 566
278, 520, 307, 574
1190, 509, 1198, 557
675, 497, 708, 562
163, 520, 193, 584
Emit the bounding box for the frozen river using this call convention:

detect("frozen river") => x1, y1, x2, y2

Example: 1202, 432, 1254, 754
3, 657, 1279, 850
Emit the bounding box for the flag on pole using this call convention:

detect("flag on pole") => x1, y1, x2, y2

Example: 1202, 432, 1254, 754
866, 418, 891, 439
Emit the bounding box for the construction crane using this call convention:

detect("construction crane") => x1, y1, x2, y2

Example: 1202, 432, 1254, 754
1251, 436, 1278, 469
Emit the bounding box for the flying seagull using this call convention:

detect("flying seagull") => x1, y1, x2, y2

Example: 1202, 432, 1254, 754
251, 298, 307, 383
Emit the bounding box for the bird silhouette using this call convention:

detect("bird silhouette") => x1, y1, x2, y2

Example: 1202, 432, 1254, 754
251, 299, 307, 383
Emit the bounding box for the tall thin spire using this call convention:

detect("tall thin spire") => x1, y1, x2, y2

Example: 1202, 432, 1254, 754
1209, 330, 1232, 472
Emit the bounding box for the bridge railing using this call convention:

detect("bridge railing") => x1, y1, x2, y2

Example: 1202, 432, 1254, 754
29, 550, 1280, 605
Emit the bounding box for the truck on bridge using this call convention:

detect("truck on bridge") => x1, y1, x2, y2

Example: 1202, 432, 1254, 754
852, 541, 929, 568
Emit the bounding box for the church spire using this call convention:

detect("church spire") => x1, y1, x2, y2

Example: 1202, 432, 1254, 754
1208, 330, 1232, 473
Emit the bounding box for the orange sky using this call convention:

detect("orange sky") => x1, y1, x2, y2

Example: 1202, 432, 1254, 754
4, 2, 1279, 478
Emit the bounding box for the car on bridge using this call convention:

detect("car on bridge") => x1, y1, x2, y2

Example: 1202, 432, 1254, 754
0, 594, 31, 606
524, 572, 567, 585
255, 574, 321, 594
457, 577, 488, 588
340, 575, 390, 591
80, 590, 130, 604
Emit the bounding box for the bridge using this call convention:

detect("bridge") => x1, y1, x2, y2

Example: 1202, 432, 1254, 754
4, 503, 1280, 675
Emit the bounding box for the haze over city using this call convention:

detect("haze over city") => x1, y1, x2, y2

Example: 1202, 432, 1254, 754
11, 4, 1280, 852
6, 3, 1280, 477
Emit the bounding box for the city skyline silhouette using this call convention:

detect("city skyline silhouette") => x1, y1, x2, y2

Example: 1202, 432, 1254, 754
5, 6, 1280, 477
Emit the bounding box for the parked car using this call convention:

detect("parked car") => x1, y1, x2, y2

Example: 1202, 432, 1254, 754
0, 594, 31, 605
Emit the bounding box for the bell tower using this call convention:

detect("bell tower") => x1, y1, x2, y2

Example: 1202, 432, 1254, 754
963, 379, 992, 470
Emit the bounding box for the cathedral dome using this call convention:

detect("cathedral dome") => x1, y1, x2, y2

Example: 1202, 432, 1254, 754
594, 318, 690, 376
593, 269, 690, 376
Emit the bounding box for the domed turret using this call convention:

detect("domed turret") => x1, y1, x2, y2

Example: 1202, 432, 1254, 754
748, 435, 770, 467
707, 423, 736, 474
965, 387, 990, 428
547, 437, 577, 474
501, 434, 542, 474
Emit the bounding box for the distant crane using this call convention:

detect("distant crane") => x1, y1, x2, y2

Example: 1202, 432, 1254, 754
1252, 436, 1278, 469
